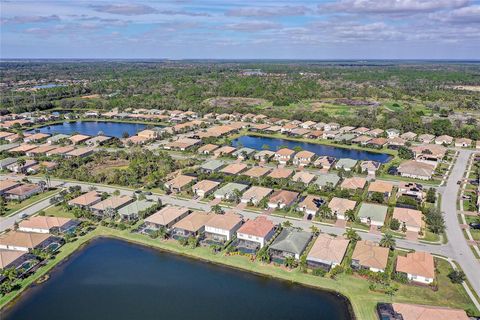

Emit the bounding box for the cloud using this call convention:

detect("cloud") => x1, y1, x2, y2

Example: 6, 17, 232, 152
157, 10, 211, 17
225, 21, 282, 32
90, 4, 158, 15
432, 5, 480, 23
322, 0, 469, 15
226, 5, 309, 17
1, 14, 60, 24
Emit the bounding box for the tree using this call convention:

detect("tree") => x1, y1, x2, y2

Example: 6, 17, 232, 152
212, 204, 224, 214
122, 131, 130, 139
0, 196, 7, 216
401, 222, 407, 233
282, 220, 292, 228
370, 192, 385, 204
424, 207, 445, 234
426, 188, 436, 203
345, 209, 356, 222
113, 190, 121, 196
344, 228, 360, 242
390, 218, 400, 231
284, 256, 296, 268
318, 206, 333, 220
380, 233, 396, 249
309, 225, 320, 236
398, 146, 414, 160
256, 247, 270, 263
448, 270, 466, 284
187, 236, 199, 249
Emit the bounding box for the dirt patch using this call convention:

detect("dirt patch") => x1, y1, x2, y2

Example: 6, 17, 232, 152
450, 85, 480, 92
87, 159, 130, 174
80, 94, 101, 99
203, 97, 268, 108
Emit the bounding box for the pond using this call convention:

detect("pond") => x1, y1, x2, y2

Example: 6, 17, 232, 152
232, 135, 392, 163
3, 238, 353, 320
29, 121, 158, 138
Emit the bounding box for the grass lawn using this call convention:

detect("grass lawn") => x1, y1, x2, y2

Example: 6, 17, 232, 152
2, 189, 60, 217
422, 230, 441, 243
1, 226, 478, 319
42, 205, 77, 219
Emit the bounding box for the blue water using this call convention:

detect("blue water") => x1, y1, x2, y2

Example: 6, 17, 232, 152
3, 238, 352, 320
33, 83, 65, 89
29, 121, 159, 138
232, 135, 392, 163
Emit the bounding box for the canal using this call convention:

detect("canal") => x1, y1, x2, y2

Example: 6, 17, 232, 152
3, 238, 353, 320
232, 135, 392, 163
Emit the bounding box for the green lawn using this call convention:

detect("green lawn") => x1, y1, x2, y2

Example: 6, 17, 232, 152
43, 205, 76, 219
1, 225, 478, 319
2, 189, 60, 217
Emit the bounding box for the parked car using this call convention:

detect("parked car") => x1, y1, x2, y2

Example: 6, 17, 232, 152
469, 222, 480, 230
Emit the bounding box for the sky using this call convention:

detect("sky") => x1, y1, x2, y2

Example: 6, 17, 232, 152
1, 0, 479, 59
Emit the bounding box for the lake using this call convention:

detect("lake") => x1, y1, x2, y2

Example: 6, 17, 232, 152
3, 238, 353, 320
232, 135, 392, 163
29, 121, 156, 138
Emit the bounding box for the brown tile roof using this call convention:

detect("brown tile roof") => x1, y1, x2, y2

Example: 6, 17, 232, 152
27, 144, 57, 154
396, 251, 434, 279
220, 163, 248, 175
68, 191, 101, 206
292, 171, 316, 184
268, 168, 293, 179
298, 195, 322, 212
0, 231, 52, 249
9, 144, 37, 153
241, 186, 273, 202
166, 175, 197, 189
0, 249, 26, 269
47, 145, 75, 155
268, 190, 299, 206
172, 211, 212, 232
328, 197, 357, 214
0, 180, 21, 193
91, 195, 133, 211
197, 144, 219, 153
237, 216, 275, 238
144, 206, 190, 227
307, 234, 349, 264
368, 180, 394, 194
391, 303, 468, 320
5, 183, 40, 196
213, 146, 236, 155
25, 133, 50, 141
69, 134, 90, 144
66, 147, 94, 157
192, 180, 220, 193
398, 160, 435, 178
19, 216, 72, 230
275, 148, 295, 156
341, 177, 367, 190
206, 212, 243, 231
393, 207, 424, 229
243, 166, 271, 178
294, 150, 315, 159
352, 240, 389, 270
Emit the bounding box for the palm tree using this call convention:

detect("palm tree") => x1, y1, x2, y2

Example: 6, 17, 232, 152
256, 247, 271, 263
282, 220, 293, 228
212, 204, 224, 214
344, 228, 361, 242
380, 233, 396, 249
345, 209, 356, 222
310, 225, 320, 236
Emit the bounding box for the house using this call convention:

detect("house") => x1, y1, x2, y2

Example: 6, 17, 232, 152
323, 130, 339, 140
392, 207, 424, 233
241, 186, 273, 205
274, 148, 295, 164
171, 211, 212, 239
267, 190, 299, 210
232, 147, 256, 160
18, 216, 76, 234
328, 197, 357, 220
386, 129, 400, 139
65, 147, 94, 158
90, 195, 134, 216
69, 134, 91, 144
306, 234, 349, 270
0, 157, 18, 170
335, 158, 357, 171
243, 166, 271, 178
253, 150, 275, 162
25, 145, 57, 157
124, 135, 150, 146
0, 131, 15, 140
358, 203, 388, 226
192, 180, 220, 198
212, 146, 236, 157
8, 144, 37, 154
137, 129, 160, 140
117, 200, 157, 221
400, 132, 417, 141
353, 135, 372, 145
85, 135, 112, 146
341, 177, 367, 191
352, 127, 370, 135
204, 212, 243, 243
411, 144, 446, 165
314, 173, 340, 190
236, 216, 276, 251
434, 135, 453, 145
368, 180, 394, 198
389, 303, 469, 320
5, 183, 42, 201
46, 145, 75, 156
0, 231, 56, 252
397, 182, 424, 202
27, 161, 58, 174
366, 128, 384, 137
297, 195, 324, 217
455, 138, 472, 148
214, 183, 249, 201
292, 171, 316, 185
361, 161, 381, 175
268, 167, 294, 179
200, 160, 225, 173
324, 122, 340, 131
339, 126, 356, 133
0, 249, 30, 271
398, 160, 435, 180
368, 137, 388, 148
313, 156, 335, 170
417, 134, 435, 144
68, 191, 102, 209
396, 252, 435, 284
387, 137, 406, 148
290, 128, 311, 137
269, 228, 312, 261
164, 138, 201, 151
301, 120, 317, 129
0, 180, 21, 195
144, 206, 190, 230
197, 144, 219, 155
7, 159, 37, 173
24, 133, 50, 143
165, 175, 197, 193
334, 133, 356, 143
293, 150, 315, 166
0, 143, 20, 153
351, 240, 389, 272
220, 163, 248, 175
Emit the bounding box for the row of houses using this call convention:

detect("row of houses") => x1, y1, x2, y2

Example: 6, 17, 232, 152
2, 143, 95, 158
0, 180, 44, 201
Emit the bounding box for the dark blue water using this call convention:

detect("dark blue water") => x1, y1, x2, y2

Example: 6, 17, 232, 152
29, 121, 158, 138
232, 135, 391, 163
3, 238, 352, 320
